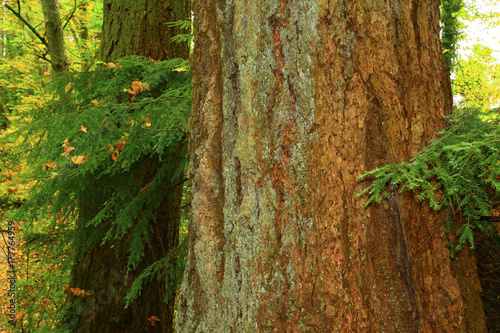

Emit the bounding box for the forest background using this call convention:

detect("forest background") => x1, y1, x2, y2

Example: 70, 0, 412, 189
0, 0, 499, 332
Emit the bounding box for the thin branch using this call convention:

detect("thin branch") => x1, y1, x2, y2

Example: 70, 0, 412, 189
179, 203, 191, 210
62, 0, 79, 31
34, 51, 53, 65
4, 3, 48, 48
141, 126, 184, 132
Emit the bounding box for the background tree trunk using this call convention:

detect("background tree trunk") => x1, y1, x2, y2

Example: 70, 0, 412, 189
176, 0, 487, 332
67, 1, 190, 332
99, 0, 190, 62
40, 0, 68, 73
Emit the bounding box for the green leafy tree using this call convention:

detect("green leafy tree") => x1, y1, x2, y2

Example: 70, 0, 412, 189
441, 0, 465, 72
453, 44, 500, 111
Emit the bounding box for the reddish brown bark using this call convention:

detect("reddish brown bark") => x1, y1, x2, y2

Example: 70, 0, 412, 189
177, 0, 486, 332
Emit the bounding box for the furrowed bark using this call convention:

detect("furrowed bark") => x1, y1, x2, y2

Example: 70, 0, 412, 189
177, 0, 487, 332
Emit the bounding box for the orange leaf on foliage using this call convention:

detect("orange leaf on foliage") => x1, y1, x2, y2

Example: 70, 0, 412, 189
92, 100, 99, 105
7, 188, 18, 195
115, 140, 126, 153
42, 160, 56, 172
109, 141, 126, 161
126, 81, 149, 101
80, 125, 87, 133
71, 288, 87, 297
71, 155, 88, 165
61, 139, 75, 156
147, 316, 160, 326
64, 285, 69, 293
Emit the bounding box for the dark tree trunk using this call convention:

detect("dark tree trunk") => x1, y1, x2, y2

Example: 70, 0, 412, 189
69, 155, 184, 333
176, 0, 487, 332
99, 0, 190, 62
66, 1, 190, 332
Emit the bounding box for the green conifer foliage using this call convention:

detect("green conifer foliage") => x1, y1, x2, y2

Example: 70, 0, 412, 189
359, 109, 500, 256
10, 57, 191, 329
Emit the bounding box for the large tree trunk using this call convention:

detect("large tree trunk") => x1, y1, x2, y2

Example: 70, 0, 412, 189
176, 0, 487, 332
67, 1, 190, 332
40, 0, 68, 73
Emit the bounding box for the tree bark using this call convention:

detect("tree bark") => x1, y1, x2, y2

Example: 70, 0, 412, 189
66, 1, 190, 332
40, 0, 68, 73
176, 0, 487, 332
99, 0, 190, 62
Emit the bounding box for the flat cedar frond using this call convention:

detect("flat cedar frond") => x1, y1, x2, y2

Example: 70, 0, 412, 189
14, 55, 191, 269
358, 108, 500, 255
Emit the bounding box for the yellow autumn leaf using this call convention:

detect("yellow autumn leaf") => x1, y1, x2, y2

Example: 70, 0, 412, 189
42, 160, 56, 172
80, 125, 87, 133
71, 155, 88, 165
46, 161, 56, 168
61, 148, 74, 156
61, 139, 75, 156
65, 82, 74, 92
172, 66, 188, 72
16, 310, 26, 322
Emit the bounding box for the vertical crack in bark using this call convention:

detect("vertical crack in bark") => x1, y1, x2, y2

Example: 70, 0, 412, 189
386, 154, 420, 332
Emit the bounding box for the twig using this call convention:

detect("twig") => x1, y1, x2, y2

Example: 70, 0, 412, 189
179, 203, 191, 210
141, 126, 184, 132
34, 51, 53, 65
62, 0, 79, 30
4, 3, 48, 48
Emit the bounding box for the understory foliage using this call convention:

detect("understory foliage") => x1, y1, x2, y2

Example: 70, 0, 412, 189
359, 109, 500, 256
7, 56, 191, 330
